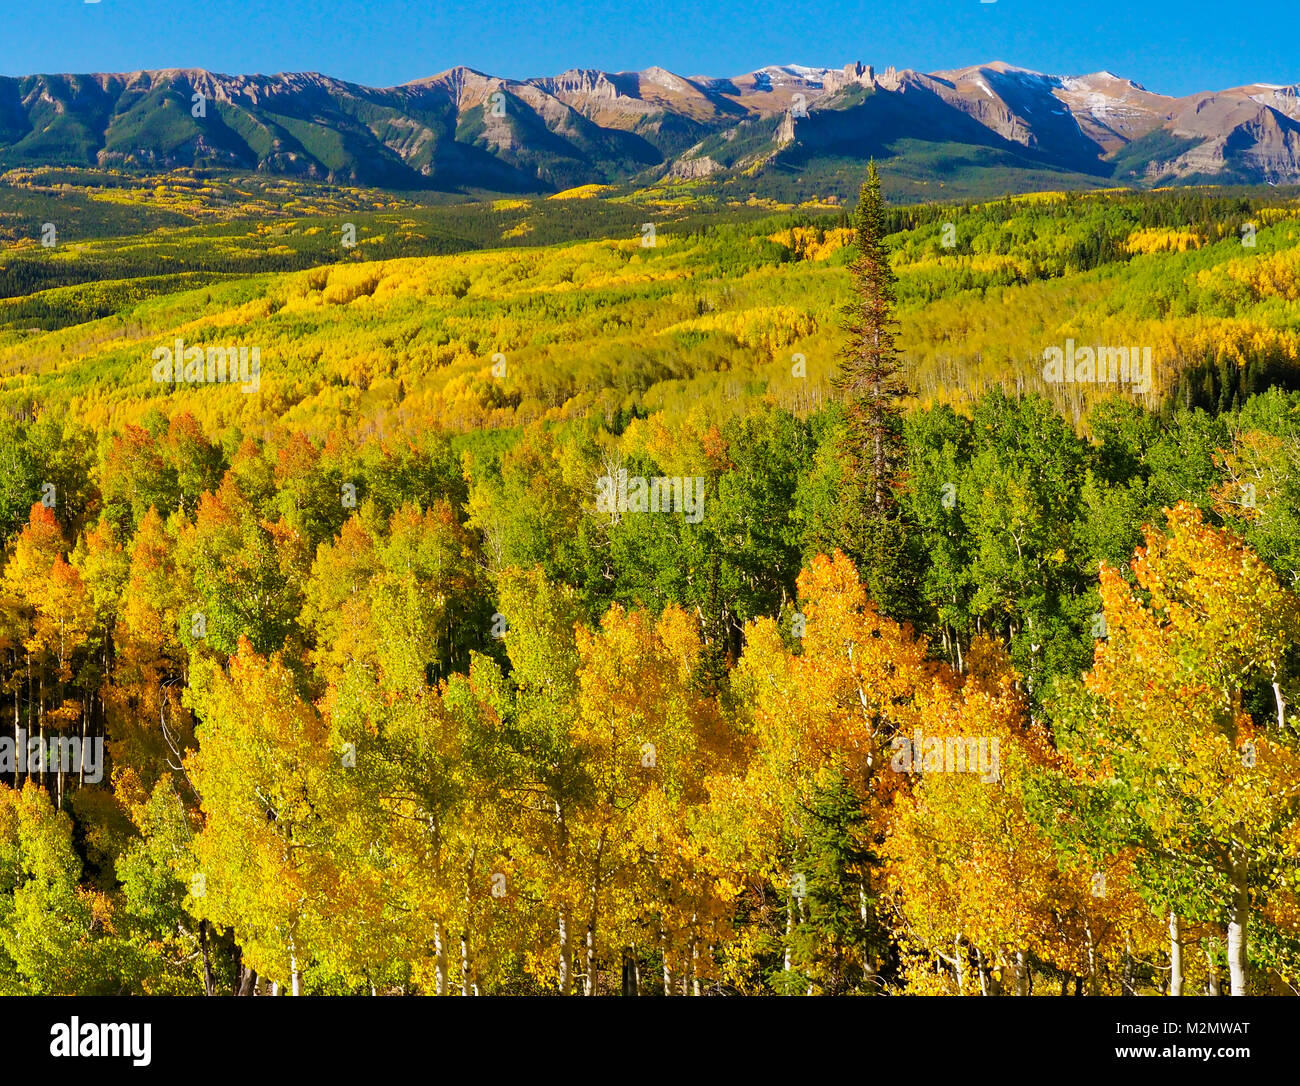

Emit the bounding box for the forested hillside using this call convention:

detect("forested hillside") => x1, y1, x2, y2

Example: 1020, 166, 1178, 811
1, 168, 1299, 996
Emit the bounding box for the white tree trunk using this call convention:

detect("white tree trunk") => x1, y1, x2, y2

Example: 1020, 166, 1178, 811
1169, 911, 1183, 996
558, 907, 572, 995
783, 896, 794, 975
1227, 851, 1249, 996
434, 921, 448, 996
289, 936, 302, 997
660, 922, 673, 996
1085, 922, 1099, 995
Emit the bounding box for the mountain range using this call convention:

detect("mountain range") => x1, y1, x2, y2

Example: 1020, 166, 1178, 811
2, 60, 1299, 198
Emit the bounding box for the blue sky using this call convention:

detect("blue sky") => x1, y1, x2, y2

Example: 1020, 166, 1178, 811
4, 0, 1297, 97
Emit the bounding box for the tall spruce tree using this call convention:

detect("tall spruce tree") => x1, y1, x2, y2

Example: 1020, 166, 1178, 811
834, 160, 907, 511
833, 162, 917, 620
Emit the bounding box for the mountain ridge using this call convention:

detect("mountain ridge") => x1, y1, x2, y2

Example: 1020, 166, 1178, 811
2, 60, 1298, 197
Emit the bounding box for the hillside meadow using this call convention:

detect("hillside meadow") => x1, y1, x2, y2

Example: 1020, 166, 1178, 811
2, 181, 1297, 443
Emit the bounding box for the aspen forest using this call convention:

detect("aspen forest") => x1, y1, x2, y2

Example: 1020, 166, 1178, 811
0, 158, 1297, 1002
